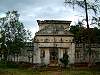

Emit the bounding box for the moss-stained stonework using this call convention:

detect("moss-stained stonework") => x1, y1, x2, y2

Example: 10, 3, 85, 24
33, 20, 75, 65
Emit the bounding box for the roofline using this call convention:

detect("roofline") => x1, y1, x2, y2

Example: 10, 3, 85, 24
35, 34, 74, 36
37, 20, 72, 25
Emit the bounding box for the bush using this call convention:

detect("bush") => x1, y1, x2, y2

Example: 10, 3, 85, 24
0, 60, 18, 68
60, 53, 69, 68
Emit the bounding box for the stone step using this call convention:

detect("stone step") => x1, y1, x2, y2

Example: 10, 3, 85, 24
38, 67, 62, 71
48, 64, 59, 67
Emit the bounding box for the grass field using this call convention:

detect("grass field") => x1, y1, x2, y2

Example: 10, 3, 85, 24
0, 67, 100, 75
0, 62, 100, 75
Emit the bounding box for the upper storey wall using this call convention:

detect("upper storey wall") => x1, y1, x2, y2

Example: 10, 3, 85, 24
37, 20, 71, 31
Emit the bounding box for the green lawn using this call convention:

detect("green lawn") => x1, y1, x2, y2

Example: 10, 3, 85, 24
0, 68, 100, 75
0, 62, 100, 75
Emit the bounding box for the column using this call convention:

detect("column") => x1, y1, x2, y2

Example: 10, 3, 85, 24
58, 48, 63, 64
68, 43, 75, 64
33, 43, 41, 64
44, 49, 50, 65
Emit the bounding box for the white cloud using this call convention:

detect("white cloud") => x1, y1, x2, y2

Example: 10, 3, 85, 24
0, 13, 6, 18
0, 0, 86, 37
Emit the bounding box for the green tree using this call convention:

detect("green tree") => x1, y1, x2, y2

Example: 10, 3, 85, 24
60, 52, 69, 68
65, 0, 100, 67
0, 11, 31, 62
70, 23, 100, 66
70, 21, 85, 43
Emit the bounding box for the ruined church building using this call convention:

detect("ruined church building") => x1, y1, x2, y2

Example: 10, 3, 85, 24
1, 20, 100, 66
33, 20, 100, 66
33, 20, 75, 65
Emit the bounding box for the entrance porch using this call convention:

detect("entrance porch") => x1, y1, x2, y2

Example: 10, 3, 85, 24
40, 47, 69, 66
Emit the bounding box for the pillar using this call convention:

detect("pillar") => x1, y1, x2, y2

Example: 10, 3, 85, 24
68, 43, 75, 64
44, 49, 50, 65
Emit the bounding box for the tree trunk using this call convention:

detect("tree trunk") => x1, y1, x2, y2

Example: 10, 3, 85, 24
84, 0, 89, 29
84, 0, 93, 67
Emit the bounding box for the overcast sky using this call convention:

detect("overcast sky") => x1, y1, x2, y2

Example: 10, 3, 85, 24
0, 0, 86, 37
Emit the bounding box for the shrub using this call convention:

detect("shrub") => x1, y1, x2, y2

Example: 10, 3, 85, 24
60, 53, 69, 68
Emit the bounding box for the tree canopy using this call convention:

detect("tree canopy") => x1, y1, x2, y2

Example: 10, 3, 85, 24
0, 11, 31, 55
70, 22, 100, 43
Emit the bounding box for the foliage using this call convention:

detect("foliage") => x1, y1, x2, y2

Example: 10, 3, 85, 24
70, 22, 100, 43
70, 24, 100, 66
65, 0, 100, 15
0, 60, 18, 69
70, 21, 84, 43
60, 52, 69, 68
93, 27, 100, 43
0, 11, 31, 57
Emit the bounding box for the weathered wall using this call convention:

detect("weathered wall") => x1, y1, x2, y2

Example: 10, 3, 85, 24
75, 43, 100, 63
33, 20, 75, 65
